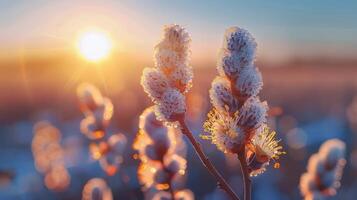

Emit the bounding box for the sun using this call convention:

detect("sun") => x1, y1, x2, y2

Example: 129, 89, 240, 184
77, 31, 112, 62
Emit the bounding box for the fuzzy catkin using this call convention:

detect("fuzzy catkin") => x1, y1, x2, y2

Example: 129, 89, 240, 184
134, 107, 193, 200
300, 139, 346, 200
77, 83, 114, 140
204, 26, 285, 176
77, 83, 126, 176
141, 24, 192, 122
205, 27, 265, 151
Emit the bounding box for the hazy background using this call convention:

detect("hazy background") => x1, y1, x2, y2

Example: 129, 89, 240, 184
1, 1, 357, 200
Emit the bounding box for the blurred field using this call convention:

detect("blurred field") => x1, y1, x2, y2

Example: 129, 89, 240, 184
1, 53, 357, 199
1, 53, 356, 125
1, 1, 357, 199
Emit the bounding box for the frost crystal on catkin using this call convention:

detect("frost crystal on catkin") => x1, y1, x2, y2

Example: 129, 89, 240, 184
300, 139, 346, 200
155, 89, 186, 122
203, 26, 285, 176
141, 24, 192, 122
134, 107, 193, 200
141, 68, 169, 102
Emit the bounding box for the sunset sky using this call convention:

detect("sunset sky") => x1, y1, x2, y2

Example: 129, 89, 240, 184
1, 0, 357, 63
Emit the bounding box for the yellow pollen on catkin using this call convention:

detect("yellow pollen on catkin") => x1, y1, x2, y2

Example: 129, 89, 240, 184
201, 108, 242, 153
274, 162, 280, 169
253, 126, 286, 162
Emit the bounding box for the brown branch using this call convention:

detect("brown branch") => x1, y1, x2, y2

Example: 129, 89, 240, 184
237, 152, 251, 200
178, 117, 240, 200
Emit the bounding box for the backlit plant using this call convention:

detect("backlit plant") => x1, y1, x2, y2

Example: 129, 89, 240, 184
77, 83, 127, 176
141, 24, 286, 200
134, 107, 193, 200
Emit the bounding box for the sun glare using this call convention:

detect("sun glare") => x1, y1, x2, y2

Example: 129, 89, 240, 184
77, 31, 112, 62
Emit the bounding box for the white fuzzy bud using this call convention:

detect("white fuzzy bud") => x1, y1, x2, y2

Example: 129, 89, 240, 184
168, 64, 193, 93
142, 25, 192, 124
222, 27, 256, 66
217, 51, 245, 79
209, 77, 238, 113
238, 97, 268, 130
159, 24, 190, 57
154, 48, 180, 73
234, 65, 263, 97
141, 68, 169, 101
155, 89, 186, 121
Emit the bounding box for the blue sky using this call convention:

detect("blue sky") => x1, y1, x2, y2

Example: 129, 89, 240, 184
1, 0, 356, 62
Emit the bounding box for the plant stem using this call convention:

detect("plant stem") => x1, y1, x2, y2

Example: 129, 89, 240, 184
237, 152, 251, 200
178, 118, 240, 200
168, 181, 175, 199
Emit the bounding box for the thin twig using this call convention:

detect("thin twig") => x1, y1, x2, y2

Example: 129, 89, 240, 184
178, 118, 240, 200
237, 152, 251, 200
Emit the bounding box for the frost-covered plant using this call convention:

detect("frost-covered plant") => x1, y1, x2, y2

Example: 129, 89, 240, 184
141, 24, 239, 200
203, 27, 285, 200
77, 83, 127, 176
32, 121, 70, 191
141, 24, 192, 123
300, 139, 346, 200
134, 107, 193, 200
82, 178, 113, 200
